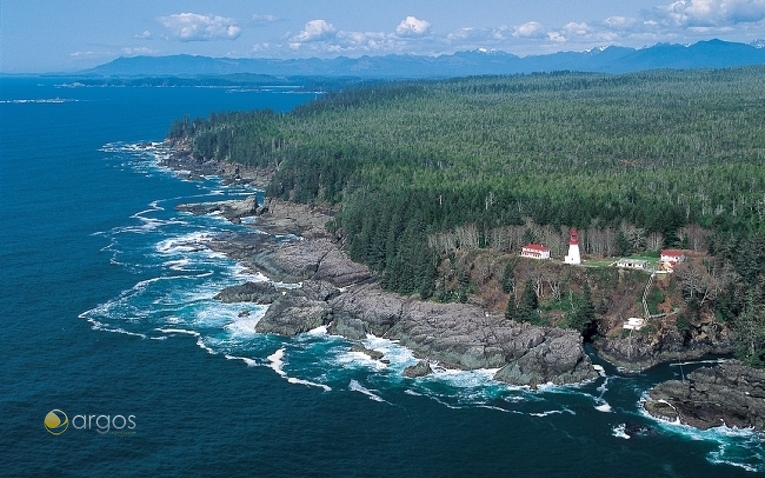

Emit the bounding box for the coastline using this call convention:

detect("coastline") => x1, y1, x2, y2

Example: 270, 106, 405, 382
159, 140, 765, 429
159, 140, 598, 388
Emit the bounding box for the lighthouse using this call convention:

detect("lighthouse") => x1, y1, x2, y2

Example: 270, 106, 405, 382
564, 228, 581, 265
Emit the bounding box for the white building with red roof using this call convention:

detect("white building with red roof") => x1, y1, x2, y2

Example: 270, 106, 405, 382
521, 244, 550, 260
660, 249, 686, 271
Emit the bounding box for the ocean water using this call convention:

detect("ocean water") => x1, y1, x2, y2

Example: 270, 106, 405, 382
1, 77, 762, 477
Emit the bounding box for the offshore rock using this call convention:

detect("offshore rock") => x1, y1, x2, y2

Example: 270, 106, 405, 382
214, 281, 279, 304
643, 362, 765, 431
255, 295, 332, 336
403, 360, 433, 378
350, 344, 384, 360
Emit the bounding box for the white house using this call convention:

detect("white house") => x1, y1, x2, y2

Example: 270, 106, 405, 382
623, 317, 646, 330
660, 249, 686, 271
616, 258, 650, 271
521, 244, 550, 260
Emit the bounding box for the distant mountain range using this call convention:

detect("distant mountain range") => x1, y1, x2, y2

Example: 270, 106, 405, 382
85, 39, 765, 78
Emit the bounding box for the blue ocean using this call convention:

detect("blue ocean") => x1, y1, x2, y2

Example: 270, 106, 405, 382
1, 77, 762, 477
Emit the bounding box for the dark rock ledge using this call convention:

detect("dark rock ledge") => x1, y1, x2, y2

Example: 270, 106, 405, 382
643, 361, 765, 431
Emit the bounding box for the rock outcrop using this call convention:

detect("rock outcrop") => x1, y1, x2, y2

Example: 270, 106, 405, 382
255, 294, 332, 336
404, 360, 433, 378
643, 361, 765, 431
493, 329, 598, 387
177, 196, 260, 223
214, 281, 280, 304
350, 344, 384, 360
160, 141, 274, 189
245, 239, 374, 287
593, 325, 733, 372
250, 274, 598, 388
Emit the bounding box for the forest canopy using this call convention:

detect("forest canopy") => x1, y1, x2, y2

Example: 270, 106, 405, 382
169, 67, 765, 299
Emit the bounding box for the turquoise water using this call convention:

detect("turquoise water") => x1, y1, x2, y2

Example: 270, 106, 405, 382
1, 77, 762, 477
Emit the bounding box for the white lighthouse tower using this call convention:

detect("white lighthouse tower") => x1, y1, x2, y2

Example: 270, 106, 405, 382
564, 228, 581, 265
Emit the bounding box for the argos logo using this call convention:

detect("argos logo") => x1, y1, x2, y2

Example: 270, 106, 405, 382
45, 410, 136, 435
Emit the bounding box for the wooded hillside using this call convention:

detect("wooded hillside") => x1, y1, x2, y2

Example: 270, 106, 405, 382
169, 68, 765, 364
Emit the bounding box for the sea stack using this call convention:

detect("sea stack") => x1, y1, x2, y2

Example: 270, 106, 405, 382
564, 228, 581, 265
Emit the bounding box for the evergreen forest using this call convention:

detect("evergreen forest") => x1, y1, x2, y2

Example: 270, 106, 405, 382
169, 67, 765, 365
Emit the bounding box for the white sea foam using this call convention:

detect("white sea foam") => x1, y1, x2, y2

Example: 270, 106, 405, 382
669, 358, 729, 367
86, 318, 147, 338
426, 366, 505, 389
155, 328, 201, 337
612, 424, 631, 439
156, 232, 213, 254
164, 258, 192, 271
223, 307, 266, 336
287, 377, 332, 391
268, 348, 286, 377
334, 351, 388, 371
224, 354, 260, 367
306, 325, 328, 336
349, 379, 388, 403
595, 402, 613, 413
267, 348, 331, 390
196, 337, 216, 355
0, 98, 75, 104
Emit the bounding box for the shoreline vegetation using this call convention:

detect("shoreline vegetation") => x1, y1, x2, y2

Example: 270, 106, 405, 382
161, 68, 765, 430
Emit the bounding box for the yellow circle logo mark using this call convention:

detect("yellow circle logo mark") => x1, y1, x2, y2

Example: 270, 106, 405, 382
44, 409, 69, 435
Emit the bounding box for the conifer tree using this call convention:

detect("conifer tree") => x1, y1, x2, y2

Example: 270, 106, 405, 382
501, 262, 515, 294
505, 293, 517, 321
516, 278, 539, 323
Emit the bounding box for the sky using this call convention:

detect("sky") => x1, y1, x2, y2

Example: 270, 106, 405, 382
2, 0, 765, 73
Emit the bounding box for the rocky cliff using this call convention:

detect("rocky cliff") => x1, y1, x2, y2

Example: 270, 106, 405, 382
643, 362, 765, 431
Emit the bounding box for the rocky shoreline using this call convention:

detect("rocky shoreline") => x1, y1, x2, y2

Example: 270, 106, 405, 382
162, 142, 597, 388
643, 361, 765, 431
212, 234, 597, 387
161, 140, 764, 429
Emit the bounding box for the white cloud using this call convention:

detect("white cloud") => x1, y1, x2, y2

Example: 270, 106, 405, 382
513, 21, 547, 38
562, 22, 591, 36
134, 30, 152, 40
252, 14, 279, 25
604, 16, 638, 29
396, 16, 432, 37
548, 31, 567, 43
122, 46, 155, 56
291, 19, 337, 43
655, 0, 765, 27
158, 13, 241, 42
